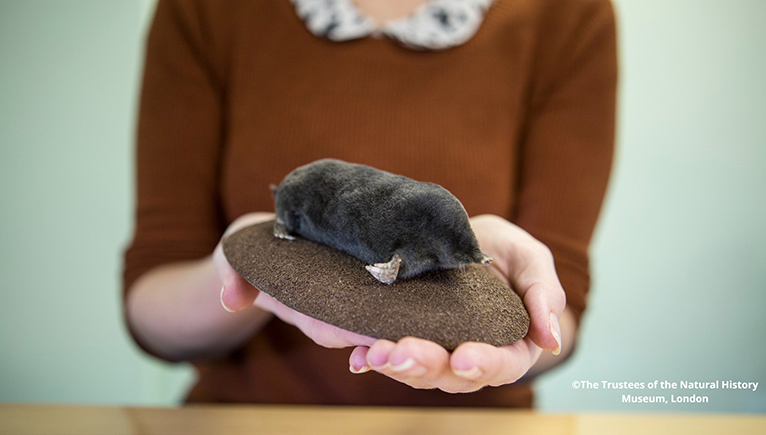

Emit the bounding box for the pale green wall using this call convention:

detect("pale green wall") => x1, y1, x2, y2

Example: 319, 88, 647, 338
0, 0, 193, 405
0, 0, 763, 412
536, 0, 766, 413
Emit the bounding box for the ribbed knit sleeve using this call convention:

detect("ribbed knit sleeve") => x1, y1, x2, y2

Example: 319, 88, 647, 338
123, 0, 230, 297
513, 0, 618, 325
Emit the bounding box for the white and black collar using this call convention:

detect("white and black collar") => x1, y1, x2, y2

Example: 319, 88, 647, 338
291, 0, 495, 50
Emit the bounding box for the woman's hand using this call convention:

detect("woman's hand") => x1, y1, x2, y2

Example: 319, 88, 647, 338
220, 213, 568, 389
346, 214, 567, 392
126, 212, 279, 361
217, 212, 376, 349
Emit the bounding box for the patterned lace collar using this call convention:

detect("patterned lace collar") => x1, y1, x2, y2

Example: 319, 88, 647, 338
291, 0, 495, 50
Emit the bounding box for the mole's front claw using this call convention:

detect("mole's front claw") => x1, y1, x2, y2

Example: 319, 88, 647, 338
273, 219, 295, 241
365, 254, 402, 285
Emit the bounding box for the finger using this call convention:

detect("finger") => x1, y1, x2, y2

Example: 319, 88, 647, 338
365, 339, 397, 369
507, 238, 562, 304
365, 339, 434, 390
369, 337, 482, 393
523, 281, 565, 353
213, 243, 260, 312
214, 212, 276, 312
387, 337, 446, 378
302, 315, 376, 348
506, 241, 566, 353
220, 271, 260, 312
349, 346, 371, 374
254, 292, 376, 348
450, 340, 542, 387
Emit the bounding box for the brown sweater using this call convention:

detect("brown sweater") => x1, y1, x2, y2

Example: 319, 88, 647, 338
124, 0, 617, 407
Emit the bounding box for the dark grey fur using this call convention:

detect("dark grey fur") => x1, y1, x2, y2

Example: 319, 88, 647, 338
273, 159, 490, 280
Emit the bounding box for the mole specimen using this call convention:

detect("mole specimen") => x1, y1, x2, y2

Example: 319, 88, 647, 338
272, 159, 492, 284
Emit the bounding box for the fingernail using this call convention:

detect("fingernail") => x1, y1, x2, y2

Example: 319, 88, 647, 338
349, 364, 370, 374
390, 358, 416, 373
550, 313, 562, 356
453, 366, 483, 380
220, 285, 236, 313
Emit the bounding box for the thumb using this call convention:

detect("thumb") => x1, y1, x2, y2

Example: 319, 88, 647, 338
213, 240, 259, 313
220, 271, 259, 313
522, 282, 565, 354
214, 211, 274, 312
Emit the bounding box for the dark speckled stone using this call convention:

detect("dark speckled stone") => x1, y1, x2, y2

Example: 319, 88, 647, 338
223, 220, 529, 350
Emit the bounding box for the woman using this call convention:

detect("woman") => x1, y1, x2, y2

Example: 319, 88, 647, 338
124, 0, 617, 406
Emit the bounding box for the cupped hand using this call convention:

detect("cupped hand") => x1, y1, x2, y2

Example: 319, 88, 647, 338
214, 212, 376, 349
217, 212, 566, 390
347, 214, 566, 393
